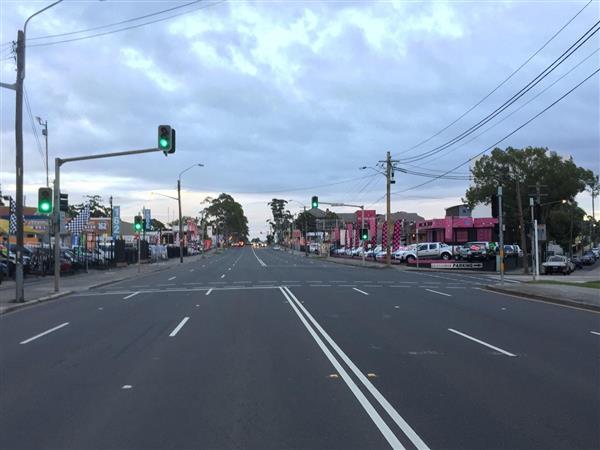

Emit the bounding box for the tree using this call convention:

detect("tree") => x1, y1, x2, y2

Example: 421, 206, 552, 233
168, 216, 194, 227
294, 211, 317, 232
151, 218, 167, 230
67, 195, 111, 218
546, 203, 586, 253
205, 193, 249, 244
465, 147, 594, 267
267, 199, 293, 243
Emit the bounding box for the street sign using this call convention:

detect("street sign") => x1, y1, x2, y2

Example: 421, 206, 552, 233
144, 208, 152, 231
537, 223, 547, 241
112, 206, 121, 238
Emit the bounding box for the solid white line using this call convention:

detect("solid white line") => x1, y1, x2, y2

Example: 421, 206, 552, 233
353, 288, 369, 296
448, 328, 516, 357
168, 276, 176, 281
123, 291, 140, 300
279, 288, 405, 449
283, 287, 430, 450
590, 331, 600, 336
169, 317, 189, 337
206, 288, 213, 296
252, 246, 267, 267
20, 322, 70, 344
425, 289, 452, 297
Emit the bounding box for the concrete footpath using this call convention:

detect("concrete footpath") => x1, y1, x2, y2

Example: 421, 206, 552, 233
485, 282, 600, 312
0, 250, 217, 314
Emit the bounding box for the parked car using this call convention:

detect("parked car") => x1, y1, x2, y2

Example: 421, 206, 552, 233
458, 242, 495, 260
365, 245, 382, 258
581, 252, 596, 265
272, 245, 281, 251
571, 256, 583, 269
351, 247, 365, 257
541, 255, 575, 275
591, 248, 600, 259
392, 245, 415, 261
404, 242, 453, 263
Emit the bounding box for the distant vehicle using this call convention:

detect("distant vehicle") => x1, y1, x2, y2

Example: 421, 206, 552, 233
309, 243, 320, 254
404, 242, 453, 263
541, 255, 575, 275
272, 245, 281, 251
365, 245, 382, 258
351, 247, 365, 257
458, 242, 495, 260
591, 248, 600, 259
392, 245, 415, 261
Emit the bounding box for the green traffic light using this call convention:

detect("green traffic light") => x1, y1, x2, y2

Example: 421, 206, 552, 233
159, 138, 169, 148
40, 202, 51, 212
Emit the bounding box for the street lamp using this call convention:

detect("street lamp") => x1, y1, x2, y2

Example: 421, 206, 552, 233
177, 163, 203, 263
35, 116, 49, 187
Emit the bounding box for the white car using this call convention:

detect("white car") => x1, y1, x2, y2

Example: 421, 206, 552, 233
273, 245, 281, 251
365, 245, 382, 257
392, 245, 416, 261
352, 247, 365, 256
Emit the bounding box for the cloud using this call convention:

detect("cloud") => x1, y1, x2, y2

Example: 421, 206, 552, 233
0, 0, 598, 238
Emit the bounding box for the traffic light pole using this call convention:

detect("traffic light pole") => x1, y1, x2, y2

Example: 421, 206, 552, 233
53, 147, 165, 292
319, 201, 365, 266
498, 186, 505, 286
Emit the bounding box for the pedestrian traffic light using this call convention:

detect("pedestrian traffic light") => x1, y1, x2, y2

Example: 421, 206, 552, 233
134, 215, 143, 232
59, 193, 69, 212
360, 228, 369, 240
38, 187, 52, 213
158, 125, 175, 155
311, 196, 318, 208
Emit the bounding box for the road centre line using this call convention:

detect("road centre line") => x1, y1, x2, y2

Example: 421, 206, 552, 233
206, 289, 213, 296
353, 288, 369, 296
123, 291, 140, 300
448, 328, 516, 357
282, 287, 430, 450
311, 284, 331, 287
278, 288, 404, 449
425, 289, 452, 297
169, 317, 189, 337
168, 276, 176, 281
590, 331, 600, 336
20, 322, 70, 344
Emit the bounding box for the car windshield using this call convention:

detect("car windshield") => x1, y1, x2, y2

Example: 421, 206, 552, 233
1, 2, 598, 449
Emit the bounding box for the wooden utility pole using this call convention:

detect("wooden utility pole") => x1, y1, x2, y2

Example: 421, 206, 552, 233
379, 151, 399, 267
515, 179, 529, 274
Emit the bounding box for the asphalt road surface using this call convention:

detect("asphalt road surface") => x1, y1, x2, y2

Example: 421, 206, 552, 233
1, 247, 598, 450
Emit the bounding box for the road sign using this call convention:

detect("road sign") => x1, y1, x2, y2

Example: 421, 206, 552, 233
537, 223, 547, 241
144, 208, 151, 231
112, 206, 121, 238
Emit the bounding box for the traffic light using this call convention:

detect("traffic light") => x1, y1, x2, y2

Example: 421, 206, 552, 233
134, 215, 143, 232
158, 125, 175, 155
59, 193, 69, 212
360, 228, 369, 240
311, 196, 318, 208
38, 187, 52, 213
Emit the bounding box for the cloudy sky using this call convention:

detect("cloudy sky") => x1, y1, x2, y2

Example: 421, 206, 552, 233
1, 0, 598, 238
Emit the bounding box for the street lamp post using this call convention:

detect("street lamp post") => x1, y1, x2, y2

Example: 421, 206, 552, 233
177, 164, 203, 263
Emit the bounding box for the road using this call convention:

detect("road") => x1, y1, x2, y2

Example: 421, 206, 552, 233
1, 247, 598, 449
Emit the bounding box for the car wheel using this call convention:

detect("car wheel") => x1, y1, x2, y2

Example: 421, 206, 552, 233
441, 253, 450, 260
406, 255, 415, 264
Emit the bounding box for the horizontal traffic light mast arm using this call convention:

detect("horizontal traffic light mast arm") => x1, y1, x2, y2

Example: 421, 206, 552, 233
57, 147, 164, 166
319, 201, 364, 209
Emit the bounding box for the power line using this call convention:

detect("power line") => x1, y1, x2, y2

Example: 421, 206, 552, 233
27, 0, 225, 48
399, 20, 600, 164
23, 87, 45, 169
395, 67, 600, 195
407, 47, 599, 168
221, 174, 378, 195
397, 0, 593, 158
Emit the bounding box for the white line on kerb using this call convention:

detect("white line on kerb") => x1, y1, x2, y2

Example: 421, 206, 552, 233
448, 328, 516, 357
206, 288, 213, 296
590, 331, 600, 336
168, 276, 176, 281
20, 322, 70, 344
169, 317, 189, 337
279, 288, 405, 449
123, 291, 140, 300
425, 289, 451, 297
283, 287, 430, 450
353, 288, 369, 296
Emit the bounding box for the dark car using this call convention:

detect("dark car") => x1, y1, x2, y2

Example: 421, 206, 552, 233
581, 252, 596, 265
571, 256, 583, 269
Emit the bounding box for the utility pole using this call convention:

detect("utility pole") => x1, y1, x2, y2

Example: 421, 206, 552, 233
303, 206, 308, 257
529, 197, 539, 280
378, 151, 399, 267
515, 178, 529, 274
498, 187, 505, 285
